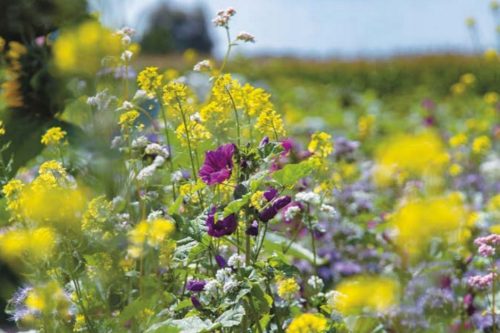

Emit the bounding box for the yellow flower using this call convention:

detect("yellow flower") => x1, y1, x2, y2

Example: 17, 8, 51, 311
119, 110, 140, 128
276, 277, 300, 300
241, 83, 274, 117
373, 131, 448, 187
472, 135, 491, 154
162, 81, 189, 105
286, 313, 328, 333
25, 282, 71, 317
484, 92, 499, 105
449, 163, 463, 176
127, 218, 175, 258
1, 77, 23, 108
449, 133, 467, 147
53, 20, 121, 75
308, 131, 333, 158
451, 82, 466, 95
0, 121, 5, 136
487, 194, 500, 213
334, 276, 399, 316
250, 191, 265, 210
460, 73, 476, 86
255, 108, 286, 138
137, 67, 163, 96
41, 127, 67, 146
175, 120, 211, 148
358, 114, 375, 139
388, 195, 468, 259
0, 227, 56, 263
484, 48, 498, 61
82, 196, 112, 233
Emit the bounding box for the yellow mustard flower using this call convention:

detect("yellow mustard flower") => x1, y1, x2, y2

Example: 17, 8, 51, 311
41, 127, 67, 146
449, 133, 467, 147
388, 194, 468, 259
358, 114, 375, 139
484, 92, 499, 105
286, 313, 328, 333
175, 120, 211, 148
472, 135, 491, 154
308, 131, 333, 158
333, 275, 399, 315
119, 110, 140, 128
127, 218, 175, 258
53, 20, 121, 75
373, 131, 449, 187
255, 108, 286, 138
276, 277, 300, 300
137, 67, 163, 96
460, 73, 476, 86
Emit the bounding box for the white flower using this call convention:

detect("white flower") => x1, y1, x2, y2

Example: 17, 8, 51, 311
227, 254, 245, 268
212, 8, 236, 27
295, 191, 321, 205
320, 204, 337, 217
171, 171, 184, 183
122, 101, 134, 110
131, 136, 148, 148
136, 156, 165, 181
203, 280, 220, 298
307, 276, 324, 291
147, 210, 163, 221
236, 31, 255, 43
145, 143, 170, 159
193, 60, 212, 72
284, 206, 301, 221
121, 50, 133, 62
190, 112, 202, 123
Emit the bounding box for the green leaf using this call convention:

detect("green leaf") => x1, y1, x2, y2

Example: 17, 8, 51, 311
168, 195, 184, 215
147, 317, 213, 333
215, 305, 245, 328
272, 160, 313, 187
223, 193, 251, 217
263, 232, 327, 265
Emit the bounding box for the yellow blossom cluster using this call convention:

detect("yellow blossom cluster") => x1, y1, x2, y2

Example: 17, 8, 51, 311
41, 127, 67, 146
137, 67, 163, 96
286, 313, 328, 333
388, 194, 469, 259
127, 218, 175, 258
333, 275, 399, 315
372, 131, 449, 187
53, 20, 121, 75
175, 120, 211, 148
276, 277, 300, 300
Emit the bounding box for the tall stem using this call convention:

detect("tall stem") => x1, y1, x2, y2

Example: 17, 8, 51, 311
219, 27, 232, 73
157, 96, 177, 199
226, 87, 241, 148
306, 204, 317, 272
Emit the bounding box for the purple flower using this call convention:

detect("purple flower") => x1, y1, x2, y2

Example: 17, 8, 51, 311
263, 188, 278, 201
191, 296, 202, 309
199, 144, 235, 185
215, 255, 227, 268
258, 195, 292, 223
187, 280, 206, 292
246, 220, 259, 236
206, 207, 238, 237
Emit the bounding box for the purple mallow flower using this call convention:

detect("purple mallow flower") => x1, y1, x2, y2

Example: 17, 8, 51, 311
191, 296, 202, 309
215, 255, 227, 268
206, 207, 238, 237
199, 143, 235, 185
186, 280, 206, 292
258, 195, 292, 222
246, 220, 259, 236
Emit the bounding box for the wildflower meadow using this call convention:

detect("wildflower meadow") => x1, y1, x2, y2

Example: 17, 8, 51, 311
0, 3, 499, 333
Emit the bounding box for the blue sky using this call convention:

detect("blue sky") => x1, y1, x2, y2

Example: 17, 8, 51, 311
90, 0, 500, 58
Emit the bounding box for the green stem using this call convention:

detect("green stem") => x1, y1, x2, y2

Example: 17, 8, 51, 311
157, 96, 177, 199
306, 204, 318, 272
219, 28, 232, 73
226, 87, 241, 148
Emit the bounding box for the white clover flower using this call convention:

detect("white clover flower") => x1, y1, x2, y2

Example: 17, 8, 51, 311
320, 204, 337, 217
145, 143, 170, 159
227, 254, 246, 268
147, 210, 163, 221
193, 59, 212, 72
121, 50, 133, 62
136, 156, 165, 181
133, 89, 149, 100
171, 170, 184, 183
212, 7, 236, 27
190, 112, 202, 123
131, 135, 148, 148
203, 280, 220, 298
284, 206, 301, 221
295, 191, 321, 205
307, 276, 324, 291
236, 31, 255, 43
